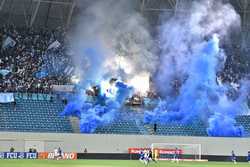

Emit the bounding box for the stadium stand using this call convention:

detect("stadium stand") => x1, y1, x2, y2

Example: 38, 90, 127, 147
236, 115, 250, 133
95, 120, 143, 134
0, 25, 73, 93
94, 113, 250, 136
0, 23, 249, 136
1, 92, 250, 136
95, 108, 146, 134
0, 94, 72, 133
148, 123, 207, 136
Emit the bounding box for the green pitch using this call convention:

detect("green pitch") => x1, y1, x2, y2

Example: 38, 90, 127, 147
0, 160, 249, 167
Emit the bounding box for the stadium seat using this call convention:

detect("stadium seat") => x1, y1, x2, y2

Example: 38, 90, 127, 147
0, 95, 73, 133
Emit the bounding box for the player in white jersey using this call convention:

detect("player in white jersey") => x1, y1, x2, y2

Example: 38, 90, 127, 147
54, 148, 59, 160
173, 147, 180, 163
143, 150, 150, 165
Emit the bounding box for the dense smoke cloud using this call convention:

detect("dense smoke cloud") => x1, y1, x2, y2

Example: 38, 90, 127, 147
62, 0, 249, 136
70, 0, 157, 91
61, 80, 133, 133
62, 0, 156, 132
146, 0, 248, 137
155, 0, 240, 96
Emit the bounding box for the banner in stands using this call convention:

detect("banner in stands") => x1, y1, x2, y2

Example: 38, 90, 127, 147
2, 36, 16, 49
0, 93, 14, 103
38, 152, 77, 160
51, 85, 75, 92
0, 152, 37, 159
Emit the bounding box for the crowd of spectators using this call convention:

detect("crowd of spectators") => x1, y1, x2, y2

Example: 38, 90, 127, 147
0, 25, 73, 93
0, 24, 249, 95
220, 44, 249, 84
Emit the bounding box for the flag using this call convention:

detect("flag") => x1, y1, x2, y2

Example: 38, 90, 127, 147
51, 85, 75, 92
2, 36, 16, 49
47, 40, 61, 50
0, 93, 14, 103
35, 70, 49, 78
64, 66, 74, 75
0, 69, 11, 76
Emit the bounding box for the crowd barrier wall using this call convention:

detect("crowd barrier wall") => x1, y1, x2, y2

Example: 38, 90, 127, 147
0, 132, 249, 156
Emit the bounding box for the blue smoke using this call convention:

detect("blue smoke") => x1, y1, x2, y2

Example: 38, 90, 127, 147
207, 113, 243, 137
35, 70, 49, 79
145, 35, 247, 137
79, 45, 106, 87
61, 80, 133, 133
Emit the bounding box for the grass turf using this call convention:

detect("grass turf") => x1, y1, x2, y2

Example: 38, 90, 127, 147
0, 160, 250, 167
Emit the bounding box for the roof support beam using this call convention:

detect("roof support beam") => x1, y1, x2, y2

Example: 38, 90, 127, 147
169, 0, 175, 8
174, 0, 179, 16
7, 0, 14, 24
66, 0, 76, 28
0, 0, 6, 11
22, 3, 29, 27
237, 0, 243, 10
33, 0, 72, 5
30, 0, 41, 27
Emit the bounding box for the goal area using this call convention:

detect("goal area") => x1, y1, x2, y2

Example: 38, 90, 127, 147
151, 143, 202, 161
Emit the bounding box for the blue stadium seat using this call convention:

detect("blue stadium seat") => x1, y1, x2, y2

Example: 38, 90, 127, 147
0, 96, 72, 133
1, 94, 249, 136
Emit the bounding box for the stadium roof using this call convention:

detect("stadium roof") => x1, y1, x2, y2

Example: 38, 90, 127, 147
0, 0, 249, 29
0, 0, 75, 28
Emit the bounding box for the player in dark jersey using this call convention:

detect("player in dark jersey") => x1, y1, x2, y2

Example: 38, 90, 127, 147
247, 151, 250, 163
231, 150, 237, 164
58, 147, 62, 160
173, 147, 180, 163
148, 150, 157, 163
139, 150, 144, 163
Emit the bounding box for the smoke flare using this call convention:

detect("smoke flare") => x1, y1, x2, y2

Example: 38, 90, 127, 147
146, 0, 248, 137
